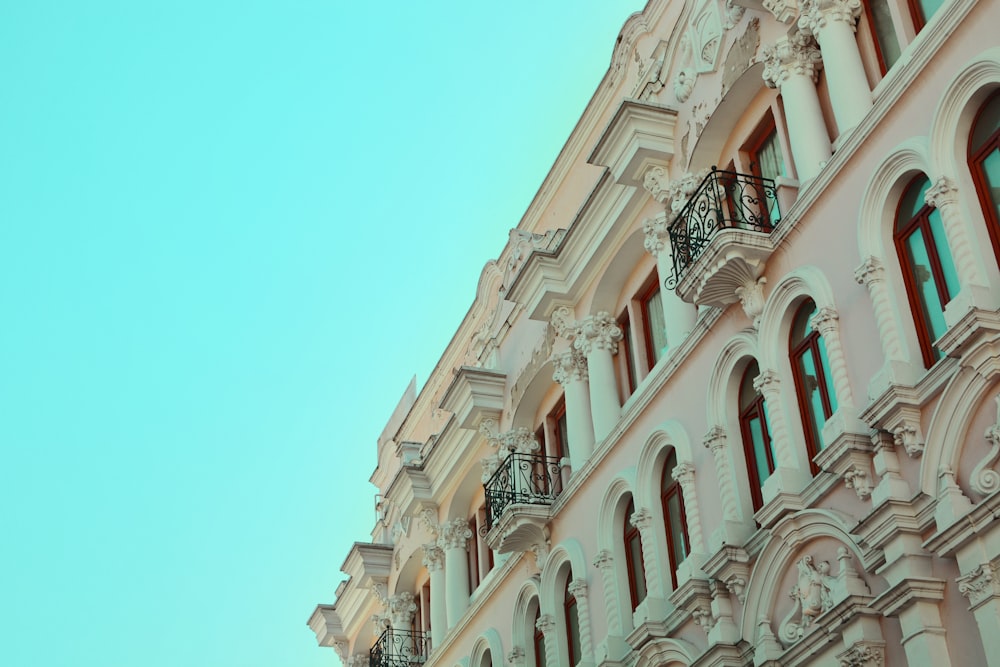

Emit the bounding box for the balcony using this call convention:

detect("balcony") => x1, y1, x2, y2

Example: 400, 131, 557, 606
483, 452, 563, 556
665, 167, 782, 309
370, 629, 429, 667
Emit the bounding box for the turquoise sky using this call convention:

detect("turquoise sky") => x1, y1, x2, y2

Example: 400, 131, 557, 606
0, 2, 646, 665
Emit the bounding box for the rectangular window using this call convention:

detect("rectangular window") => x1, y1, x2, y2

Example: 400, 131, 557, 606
641, 282, 667, 367
616, 310, 637, 402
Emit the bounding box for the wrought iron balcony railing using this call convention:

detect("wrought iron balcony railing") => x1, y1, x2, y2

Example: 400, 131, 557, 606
370, 628, 429, 667
484, 452, 563, 530
665, 167, 781, 288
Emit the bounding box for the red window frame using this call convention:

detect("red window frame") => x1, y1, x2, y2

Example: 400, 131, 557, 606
789, 300, 836, 474
894, 176, 954, 368
532, 603, 546, 667
564, 578, 581, 666
969, 91, 1000, 265
623, 497, 647, 610
616, 309, 637, 402
660, 451, 690, 589
639, 277, 666, 369
739, 361, 773, 512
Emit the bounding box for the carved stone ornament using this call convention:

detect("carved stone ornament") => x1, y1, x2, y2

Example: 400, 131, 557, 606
837, 641, 885, 667
726, 575, 748, 603
736, 276, 767, 328
551, 347, 589, 385
550, 305, 580, 340
843, 462, 873, 500
668, 168, 712, 214
958, 561, 1000, 607
388, 592, 417, 628
692, 606, 716, 633
643, 213, 670, 257
438, 518, 473, 551
418, 506, 439, 535
574, 312, 623, 355
422, 543, 445, 572
507, 646, 525, 665
924, 176, 960, 209
777, 549, 869, 646
530, 540, 551, 569
674, 66, 697, 103
798, 0, 863, 38
892, 422, 924, 457
481, 455, 501, 483
853, 256, 885, 286
593, 548, 614, 570
643, 165, 672, 203
971, 395, 1000, 496
347, 654, 369, 667
760, 33, 823, 89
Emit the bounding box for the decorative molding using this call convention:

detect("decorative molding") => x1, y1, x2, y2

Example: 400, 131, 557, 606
971, 395, 1000, 496
843, 462, 873, 500
957, 560, 1000, 608
438, 518, 473, 551
575, 312, 623, 355
837, 640, 885, 666
551, 347, 589, 385
798, 0, 862, 37
422, 543, 445, 572
761, 33, 823, 89
736, 276, 767, 328
892, 422, 924, 458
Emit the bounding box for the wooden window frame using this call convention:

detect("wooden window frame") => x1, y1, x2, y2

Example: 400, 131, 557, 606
622, 497, 647, 610
564, 578, 580, 667
616, 309, 637, 402
639, 276, 666, 370
893, 175, 954, 368
969, 91, 1000, 265
660, 452, 690, 590
789, 300, 836, 475
739, 362, 773, 512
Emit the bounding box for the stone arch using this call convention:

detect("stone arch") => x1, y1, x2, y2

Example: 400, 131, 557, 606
920, 365, 1000, 501
856, 138, 934, 384
634, 637, 698, 667
510, 359, 558, 431
927, 46, 1000, 294
704, 330, 760, 533
635, 421, 706, 586
756, 266, 837, 372
587, 227, 652, 316
539, 538, 593, 666
595, 470, 642, 633
688, 62, 767, 170
469, 628, 504, 667
739, 509, 881, 645
511, 577, 542, 666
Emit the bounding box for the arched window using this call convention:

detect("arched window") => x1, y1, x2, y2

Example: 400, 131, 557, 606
894, 175, 960, 368
739, 360, 774, 511
532, 603, 546, 667
969, 90, 1000, 264
660, 450, 689, 589
564, 578, 581, 667
622, 497, 646, 610
790, 299, 838, 472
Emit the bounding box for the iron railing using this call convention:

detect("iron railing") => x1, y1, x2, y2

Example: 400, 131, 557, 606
370, 628, 429, 667
484, 452, 563, 530
665, 167, 781, 288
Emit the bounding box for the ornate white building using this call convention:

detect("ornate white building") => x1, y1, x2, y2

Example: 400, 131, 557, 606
309, 0, 1000, 665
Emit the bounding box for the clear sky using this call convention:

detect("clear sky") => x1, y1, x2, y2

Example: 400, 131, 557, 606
0, 2, 646, 665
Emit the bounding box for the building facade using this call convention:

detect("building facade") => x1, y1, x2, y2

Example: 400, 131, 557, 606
309, 0, 1000, 665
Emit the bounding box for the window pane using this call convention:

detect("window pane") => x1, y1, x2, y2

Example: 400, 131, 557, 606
869, 0, 901, 69
796, 350, 826, 450
982, 149, 1000, 224
817, 338, 838, 415
904, 228, 949, 347
749, 415, 772, 483
627, 533, 647, 603
917, 0, 944, 24
645, 287, 667, 363
928, 208, 961, 297
666, 493, 688, 563
757, 130, 786, 182
567, 601, 581, 665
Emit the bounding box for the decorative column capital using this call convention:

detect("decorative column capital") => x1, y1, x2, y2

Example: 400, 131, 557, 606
703, 425, 727, 451
854, 256, 885, 286
630, 506, 654, 531
843, 463, 873, 500
669, 168, 711, 214
809, 306, 840, 335
536, 613, 556, 635
672, 460, 696, 484
642, 214, 670, 258
643, 165, 672, 204
753, 368, 781, 396
550, 305, 580, 340
761, 34, 823, 88
574, 312, 623, 355
552, 347, 589, 385
568, 578, 588, 598
438, 517, 473, 551
593, 548, 614, 570
507, 646, 525, 665
388, 592, 417, 628
958, 561, 1000, 608
924, 176, 960, 209
422, 543, 445, 571
489, 426, 540, 455
798, 0, 862, 36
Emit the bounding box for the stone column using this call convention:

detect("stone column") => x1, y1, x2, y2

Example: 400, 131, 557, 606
761, 34, 832, 182
643, 214, 697, 349
592, 550, 622, 636
808, 306, 855, 409
438, 518, 473, 629
575, 312, 623, 442
958, 559, 1000, 667
754, 369, 810, 498
630, 507, 664, 599
388, 592, 417, 656
568, 579, 594, 664
422, 543, 447, 645
798, 0, 872, 134
536, 613, 557, 667
672, 462, 706, 555
552, 347, 596, 469
925, 176, 984, 289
